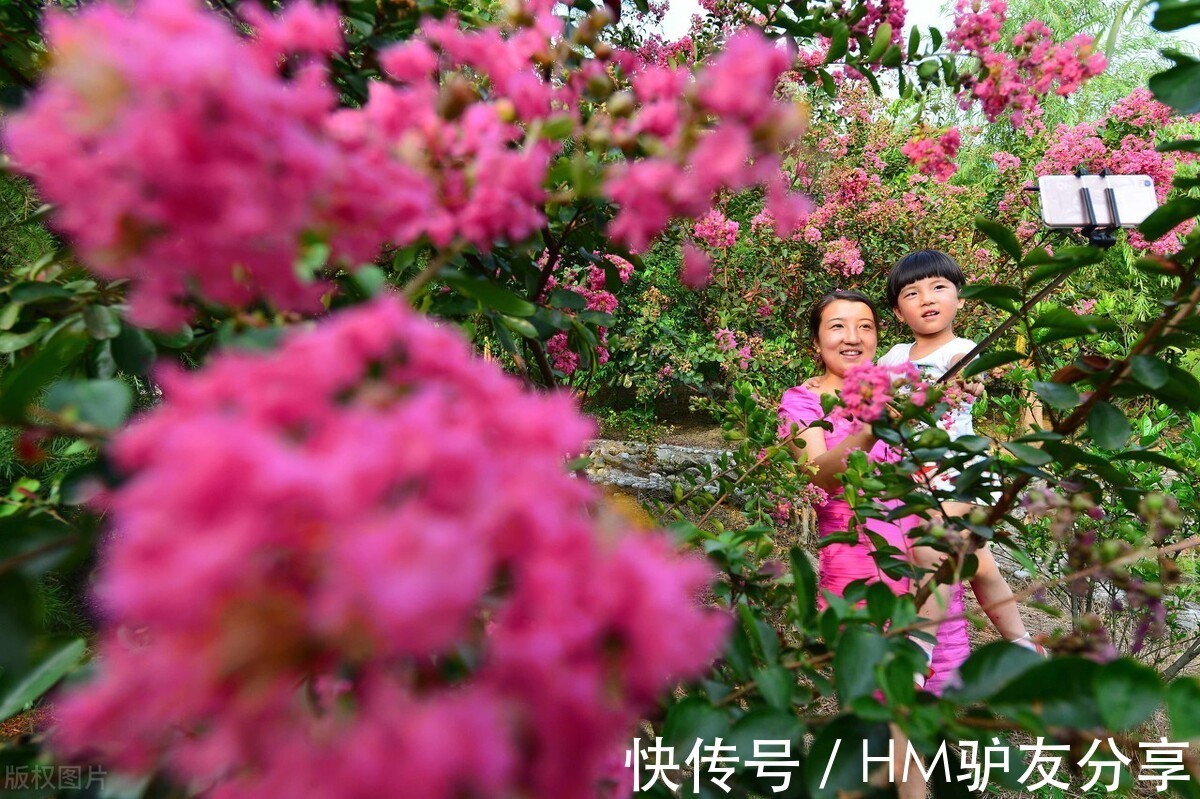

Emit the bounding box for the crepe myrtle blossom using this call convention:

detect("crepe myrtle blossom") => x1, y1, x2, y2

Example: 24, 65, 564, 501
831, 361, 927, 432
902, 127, 961, 182
693, 209, 739, 249
6, 0, 810, 327
679, 243, 713, 289
948, 0, 1105, 127
53, 298, 727, 799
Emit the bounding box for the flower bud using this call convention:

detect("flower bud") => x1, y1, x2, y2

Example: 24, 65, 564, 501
606, 90, 635, 118
494, 98, 518, 123
437, 75, 478, 120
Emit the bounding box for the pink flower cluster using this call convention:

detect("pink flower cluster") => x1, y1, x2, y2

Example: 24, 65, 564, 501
5, 0, 561, 328
948, 0, 1106, 127
991, 151, 1021, 172
693, 209, 740, 249
832, 362, 925, 432
1107, 88, 1176, 129
848, 0, 906, 52
821, 237, 865, 277
7, 1, 811, 329
54, 298, 726, 798
901, 127, 961, 182
607, 31, 810, 250
3, 0, 346, 328
680, 243, 713, 289
542, 254, 635, 375
637, 34, 696, 68
714, 327, 738, 351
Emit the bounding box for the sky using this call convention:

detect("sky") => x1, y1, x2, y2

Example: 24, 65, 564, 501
659, 0, 1200, 47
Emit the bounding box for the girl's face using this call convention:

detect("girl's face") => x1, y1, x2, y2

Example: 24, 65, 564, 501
814, 299, 878, 377
893, 275, 964, 337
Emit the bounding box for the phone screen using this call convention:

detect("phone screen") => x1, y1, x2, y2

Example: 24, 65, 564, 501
1038, 175, 1157, 228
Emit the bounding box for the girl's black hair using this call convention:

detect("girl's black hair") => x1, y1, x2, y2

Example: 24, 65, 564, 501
885, 249, 965, 308
807, 289, 880, 343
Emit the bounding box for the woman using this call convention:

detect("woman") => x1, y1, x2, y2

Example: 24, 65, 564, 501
778, 290, 916, 602
779, 289, 939, 799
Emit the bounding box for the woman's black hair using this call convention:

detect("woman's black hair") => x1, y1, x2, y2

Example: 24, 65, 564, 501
885, 249, 964, 309
807, 289, 880, 343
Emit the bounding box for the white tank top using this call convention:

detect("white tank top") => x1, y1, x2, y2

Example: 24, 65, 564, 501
878, 337, 977, 440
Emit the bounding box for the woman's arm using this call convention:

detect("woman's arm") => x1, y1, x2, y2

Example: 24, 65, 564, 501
788, 422, 877, 492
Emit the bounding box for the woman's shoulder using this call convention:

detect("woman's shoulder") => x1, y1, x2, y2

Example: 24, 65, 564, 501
779, 383, 825, 424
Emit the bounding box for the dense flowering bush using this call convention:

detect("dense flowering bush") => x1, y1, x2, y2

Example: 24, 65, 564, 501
948, 0, 1107, 130
52, 297, 726, 797
5, 0, 812, 330
2, 0, 351, 328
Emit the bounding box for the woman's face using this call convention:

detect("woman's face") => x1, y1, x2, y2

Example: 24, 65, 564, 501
813, 299, 878, 377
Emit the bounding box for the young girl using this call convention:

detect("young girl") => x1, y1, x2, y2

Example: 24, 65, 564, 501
878, 250, 1042, 693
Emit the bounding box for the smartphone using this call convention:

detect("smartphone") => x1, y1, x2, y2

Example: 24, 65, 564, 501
1038, 174, 1157, 228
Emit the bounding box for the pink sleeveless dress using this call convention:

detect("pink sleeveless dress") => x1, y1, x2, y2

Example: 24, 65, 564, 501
779, 385, 969, 695
778, 386, 912, 602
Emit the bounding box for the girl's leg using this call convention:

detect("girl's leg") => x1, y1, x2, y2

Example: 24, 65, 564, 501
968, 544, 1028, 640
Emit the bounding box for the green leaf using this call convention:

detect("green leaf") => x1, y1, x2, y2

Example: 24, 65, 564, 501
992, 657, 1104, 728
962, 349, 1023, 378
790, 545, 817, 629
1158, 138, 1200, 153
111, 324, 156, 375
351, 265, 387, 297
945, 641, 1043, 703
1094, 659, 1162, 731
755, 664, 793, 710
1032, 307, 1118, 343
9, 282, 73, 304
548, 289, 588, 310
834, 626, 887, 704
1002, 441, 1053, 466
83, 305, 121, 340
1166, 677, 1200, 739
1131, 355, 1169, 389
443, 275, 536, 317
865, 23, 892, 62
498, 314, 538, 339
1088, 401, 1132, 450
975, 217, 1022, 262
728, 708, 805, 765
0, 638, 87, 720
151, 324, 194, 349
907, 25, 920, 59
0, 332, 88, 423
0, 303, 21, 331
826, 23, 849, 62
960, 284, 1021, 312
44, 378, 133, 430
662, 695, 728, 752
1153, 0, 1200, 32
1032, 381, 1080, 410
1138, 196, 1200, 240
0, 321, 51, 354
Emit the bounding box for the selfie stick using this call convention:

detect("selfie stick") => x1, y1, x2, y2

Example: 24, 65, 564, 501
1077, 167, 1120, 249
939, 168, 1119, 384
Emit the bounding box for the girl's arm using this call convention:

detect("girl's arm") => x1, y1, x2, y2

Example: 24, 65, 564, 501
946, 353, 984, 398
